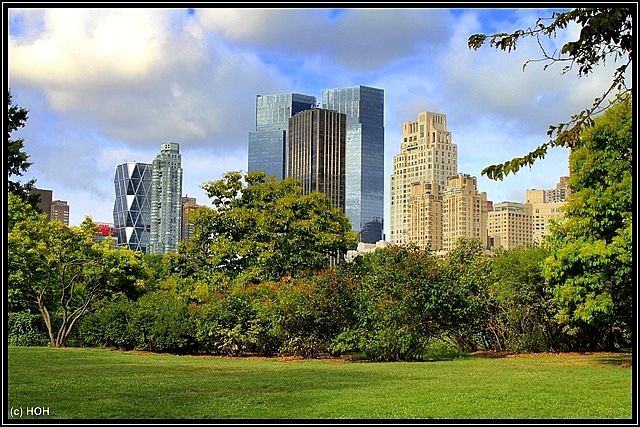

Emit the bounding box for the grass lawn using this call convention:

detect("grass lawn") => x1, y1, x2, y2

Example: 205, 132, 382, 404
6, 346, 633, 420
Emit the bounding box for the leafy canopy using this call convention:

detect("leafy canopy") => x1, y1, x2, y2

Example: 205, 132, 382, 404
468, 8, 632, 180
8, 194, 146, 347
7, 89, 40, 207
543, 94, 632, 346
176, 171, 357, 285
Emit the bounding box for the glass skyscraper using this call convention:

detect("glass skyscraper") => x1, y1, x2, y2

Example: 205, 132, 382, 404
248, 93, 316, 180
287, 107, 346, 211
322, 86, 385, 243
149, 142, 183, 254
113, 162, 153, 253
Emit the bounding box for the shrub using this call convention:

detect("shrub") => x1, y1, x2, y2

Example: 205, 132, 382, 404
8, 311, 49, 346
130, 291, 195, 354
76, 294, 137, 350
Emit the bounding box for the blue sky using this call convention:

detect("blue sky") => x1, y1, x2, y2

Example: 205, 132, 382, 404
6, 7, 624, 236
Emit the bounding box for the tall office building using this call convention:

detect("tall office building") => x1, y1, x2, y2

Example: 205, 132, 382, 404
149, 142, 183, 254
248, 93, 317, 180
287, 107, 346, 211
322, 86, 385, 243
29, 188, 69, 224
113, 162, 153, 253
389, 111, 457, 245
544, 175, 569, 203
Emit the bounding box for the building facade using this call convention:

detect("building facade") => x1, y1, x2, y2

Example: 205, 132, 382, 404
525, 179, 568, 244
287, 107, 346, 211
31, 187, 53, 219
149, 142, 183, 255
94, 222, 117, 244
248, 93, 317, 180
406, 181, 443, 251
487, 177, 568, 251
542, 175, 569, 203
321, 86, 385, 243
50, 199, 69, 225
389, 111, 457, 245
181, 196, 199, 243
113, 162, 153, 253
442, 174, 488, 253
529, 199, 565, 244
486, 201, 532, 250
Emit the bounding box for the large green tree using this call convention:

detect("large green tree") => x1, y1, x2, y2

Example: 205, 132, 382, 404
8, 193, 147, 347
486, 245, 563, 352
176, 171, 357, 284
7, 90, 39, 207
543, 94, 632, 350
468, 8, 632, 180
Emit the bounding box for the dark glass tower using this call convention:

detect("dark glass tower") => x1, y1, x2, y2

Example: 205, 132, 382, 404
248, 93, 316, 180
287, 107, 346, 211
322, 86, 385, 243
113, 162, 152, 253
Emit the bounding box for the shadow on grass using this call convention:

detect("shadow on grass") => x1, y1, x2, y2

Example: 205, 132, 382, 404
596, 354, 633, 368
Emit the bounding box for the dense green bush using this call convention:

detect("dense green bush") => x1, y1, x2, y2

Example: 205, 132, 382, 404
270, 271, 356, 358
76, 294, 137, 350
8, 311, 49, 346
130, 291, 195, 354
483, 245, 563, 353
348, 245, 444, 361
190, 290, 255, 356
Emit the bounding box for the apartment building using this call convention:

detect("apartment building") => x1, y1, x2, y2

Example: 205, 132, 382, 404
389, 111, 457, 245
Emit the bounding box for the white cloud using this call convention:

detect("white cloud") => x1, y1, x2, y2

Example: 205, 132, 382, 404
9, 9, 167, 87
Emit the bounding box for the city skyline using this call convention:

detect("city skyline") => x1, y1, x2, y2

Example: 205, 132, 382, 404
9, 7, 622, 238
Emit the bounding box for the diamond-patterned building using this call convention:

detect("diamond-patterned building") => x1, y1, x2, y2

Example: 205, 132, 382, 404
113, 162, 153, 253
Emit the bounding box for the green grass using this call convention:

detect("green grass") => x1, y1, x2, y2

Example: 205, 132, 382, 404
7, 346, 633, 420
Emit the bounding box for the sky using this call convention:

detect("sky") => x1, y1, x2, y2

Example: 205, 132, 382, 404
5, 7, 625, 237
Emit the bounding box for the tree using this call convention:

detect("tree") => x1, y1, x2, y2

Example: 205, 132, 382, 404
177, 171, 357, 284
8, 190, 41, 233
542, 94, 632, 351
7, 89, 39, 207
486, 245, 563, 352
439, 237, 493, 353
7, 192, 47, 313
468, 8, 632, 180
8, 198, 146, 347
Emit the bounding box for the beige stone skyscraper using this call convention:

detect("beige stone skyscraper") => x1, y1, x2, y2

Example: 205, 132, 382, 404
442, 174, 488, 253
389, 111, 457, 245
407, 181, 443, 251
